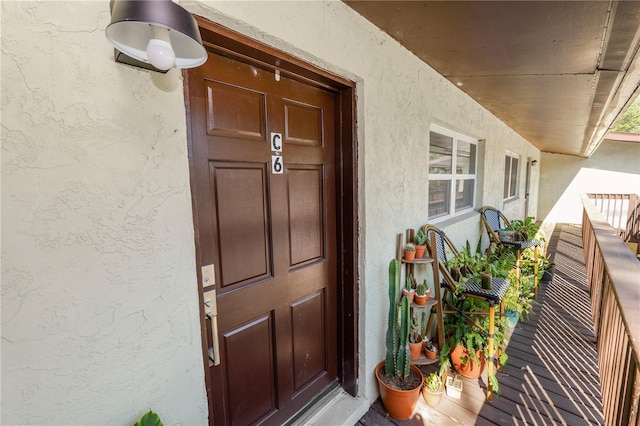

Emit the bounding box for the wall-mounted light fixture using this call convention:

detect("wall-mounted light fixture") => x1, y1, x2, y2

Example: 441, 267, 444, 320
105, 0, 207, 72
531, 160, 538, 166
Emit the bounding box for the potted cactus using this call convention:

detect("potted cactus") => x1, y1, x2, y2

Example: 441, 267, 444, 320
424, 339, 438, 360
402, 275, 415, 303
414, 230, 428, 259
414, 282, 428, 305
409, 317, 423, 360
404, 243, 416, 260
375, 259, 424, 420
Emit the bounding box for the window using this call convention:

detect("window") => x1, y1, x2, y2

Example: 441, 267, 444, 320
504, 152, 519, 200
428, 125, 477, 220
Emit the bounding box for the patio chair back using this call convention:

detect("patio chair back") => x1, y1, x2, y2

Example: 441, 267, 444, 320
422, 224, 460, 296
479, 206, 511, 252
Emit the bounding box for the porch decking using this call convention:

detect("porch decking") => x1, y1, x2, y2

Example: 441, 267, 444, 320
358, 224, 605, 425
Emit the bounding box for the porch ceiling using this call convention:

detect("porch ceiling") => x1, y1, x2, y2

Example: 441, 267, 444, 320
344, 1, 640, 157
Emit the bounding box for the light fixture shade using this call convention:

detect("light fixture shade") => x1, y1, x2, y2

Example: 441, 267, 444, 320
105, 0, 207, 69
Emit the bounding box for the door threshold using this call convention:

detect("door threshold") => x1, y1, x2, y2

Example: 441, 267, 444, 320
286, 385, 369, 426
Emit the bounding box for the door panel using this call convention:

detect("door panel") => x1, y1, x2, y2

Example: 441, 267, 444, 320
223, 314, 276, 425
188, 49, 338, 425
206, 81, 267, 141
290, 291, 326, 392
211, 162, 270, 288
288, 166, 324, 265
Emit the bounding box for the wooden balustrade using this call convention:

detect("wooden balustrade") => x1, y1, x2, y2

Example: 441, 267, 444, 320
582, 194, 640, 425
587, 193, 640, 243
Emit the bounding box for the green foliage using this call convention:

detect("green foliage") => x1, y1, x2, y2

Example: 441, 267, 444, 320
385, 259, 400, 376
423, 372, 444, 392
405, 274, 414, 291
503, 271, 535, 319
416, 283, 426, 296
612, 96, 640, 133
404, 243, 416, 252
134, 411, 163, 426
397, 296, 411, 379
441, 297, 509, 395
415, 230, 428, 246
507, 217, 539, 242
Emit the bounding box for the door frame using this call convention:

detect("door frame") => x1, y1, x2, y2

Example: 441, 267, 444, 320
182, 16, 359, 420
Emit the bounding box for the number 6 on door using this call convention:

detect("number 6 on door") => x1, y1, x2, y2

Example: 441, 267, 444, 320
272, 155, 283, 174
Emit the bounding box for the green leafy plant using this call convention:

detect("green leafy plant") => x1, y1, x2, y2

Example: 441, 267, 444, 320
416, 283, 427, 296
134, 411, 163, 426
503, 271, 535, 319
423, 372, 444, 393
508, 216, 540, 242
441, 297, 509, 395
404, 243, 416, 253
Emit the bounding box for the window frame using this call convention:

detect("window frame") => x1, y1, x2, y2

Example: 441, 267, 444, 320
504, 150, 519, 201
428, 124, 478, 221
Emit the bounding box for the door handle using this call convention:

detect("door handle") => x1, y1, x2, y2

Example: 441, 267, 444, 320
204, 290, 220, 366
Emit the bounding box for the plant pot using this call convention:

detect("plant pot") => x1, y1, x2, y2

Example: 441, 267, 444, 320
409, 340, 423, 360
541, 269, 553, 282
404, 251, 416, 261
515, 231, 528, 242
424, 347, 438, 360
450, 344, 486, 379
415, 244, 427, 259
375, 361, 424, 421
504, 310, 519, 328
480, 272, 492, 290
422, 386, 444, 408
450, 267, 461, 281
414, 293, 427, 305
402, 288, 415, 303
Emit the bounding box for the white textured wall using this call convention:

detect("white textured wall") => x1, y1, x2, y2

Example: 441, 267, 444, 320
2, 2, 207, 424
2, 1, 540, 422
539, 140, 640, 225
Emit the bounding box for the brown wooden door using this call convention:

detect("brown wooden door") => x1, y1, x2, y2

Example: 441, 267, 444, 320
187, 50, 338, 425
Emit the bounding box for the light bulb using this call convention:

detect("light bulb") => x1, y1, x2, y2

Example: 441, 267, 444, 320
146, 25, 175, 70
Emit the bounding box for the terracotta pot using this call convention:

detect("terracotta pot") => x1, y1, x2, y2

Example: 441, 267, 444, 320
375, 361, 424, 421
404, 251, 416, 261
425, 348, 438, 360
402, 288, 415, 303
414, 293, 427, 305
450, 344, 486, 379
409, 340, 423, 360
422, 387, 444, 408
415, 244, 427, 259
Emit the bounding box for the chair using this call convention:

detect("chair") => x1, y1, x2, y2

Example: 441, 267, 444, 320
479, 206, 543, 298
422, 224, 509, 402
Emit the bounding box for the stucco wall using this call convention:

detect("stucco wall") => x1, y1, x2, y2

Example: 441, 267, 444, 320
2, 3, 207, 424
2, 1, 540, 423
538, 140, 640, 225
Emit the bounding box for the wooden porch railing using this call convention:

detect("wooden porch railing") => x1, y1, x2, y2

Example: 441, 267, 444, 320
582, 194, 640, 425
587, 193, 640, 243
